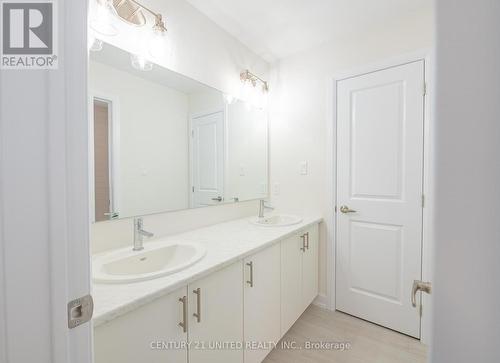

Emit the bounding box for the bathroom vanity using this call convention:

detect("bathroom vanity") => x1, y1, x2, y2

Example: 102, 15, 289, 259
88, 36, 319, 363
93, 217, 321, 363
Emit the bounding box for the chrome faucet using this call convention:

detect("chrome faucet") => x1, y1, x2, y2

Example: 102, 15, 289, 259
133, 217, 154, 251
258, 199, 274, 219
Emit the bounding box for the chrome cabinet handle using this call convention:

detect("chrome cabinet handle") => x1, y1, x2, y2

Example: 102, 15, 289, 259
193, 288, 201, 323
211, 196, 223, 202
411, 280, 432, 307
246, 261, 254, 287
178, 296, 187, 333
340, 205, 357, 214
300, 234, 306, 252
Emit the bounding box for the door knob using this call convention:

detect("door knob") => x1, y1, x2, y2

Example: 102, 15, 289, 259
411, 280, 432, 307
211, 196, 223, 202
340, 205, 357, 214
104, 211, 119, 219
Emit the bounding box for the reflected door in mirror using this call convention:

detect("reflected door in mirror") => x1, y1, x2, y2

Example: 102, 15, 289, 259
191, 111, 225, 207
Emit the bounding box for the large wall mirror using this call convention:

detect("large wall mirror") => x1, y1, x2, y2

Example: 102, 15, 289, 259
89, 42, 268, 222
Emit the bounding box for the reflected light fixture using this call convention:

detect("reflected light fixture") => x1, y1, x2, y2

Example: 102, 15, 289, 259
223, 94, 236, 105
88, 31, 103, 52
130, 54, 153, 71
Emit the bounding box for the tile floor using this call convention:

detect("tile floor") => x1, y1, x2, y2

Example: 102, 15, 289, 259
264, 305, 427, 363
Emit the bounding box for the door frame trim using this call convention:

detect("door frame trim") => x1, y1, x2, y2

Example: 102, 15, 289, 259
89, 93, 121, 222
325, 49, 434, 344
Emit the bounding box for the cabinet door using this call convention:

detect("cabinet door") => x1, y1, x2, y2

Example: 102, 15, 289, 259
188, 262, 244, 363
244, 243, 281, 363
302, 223, 319, 310
94, 287, 188, 363
280, 233, 303, 336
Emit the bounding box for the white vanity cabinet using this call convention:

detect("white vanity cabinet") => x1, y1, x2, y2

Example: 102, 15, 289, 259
243, 243, 281, 363
93, 222, 320, 363
280, 224, 319, 335
301, 223, 319, 309
188, 261, 244, 363
94, 286, 188, 363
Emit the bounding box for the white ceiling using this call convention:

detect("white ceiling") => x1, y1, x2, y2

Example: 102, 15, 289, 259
186, 0, 433, 62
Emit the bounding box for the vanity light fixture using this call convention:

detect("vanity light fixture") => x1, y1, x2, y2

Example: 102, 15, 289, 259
112, 0, 167, 33
240, 70, 269, 94
91, 0, 169, 70
114, 0, 168, 69
240, 70, 269, 109
90, 0, 118, 36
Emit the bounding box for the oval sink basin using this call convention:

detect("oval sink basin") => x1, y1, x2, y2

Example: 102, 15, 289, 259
93, 241, 206, 284
251, 215, 303, 227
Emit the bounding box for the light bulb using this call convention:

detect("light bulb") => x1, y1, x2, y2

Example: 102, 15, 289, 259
241, 80, 254, 103
224, 94, 235, 105
148, 29, 169, 59
258, 87, 269, 109
130, 54, 153, 71
88, 35, 103, 52
90, 0, 117, 36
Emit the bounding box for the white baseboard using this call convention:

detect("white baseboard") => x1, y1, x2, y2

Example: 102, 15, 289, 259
312, 294, 328, 309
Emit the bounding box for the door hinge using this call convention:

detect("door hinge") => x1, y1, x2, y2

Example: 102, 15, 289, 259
68, 294, 94, 329
422, 194, 425, 208
334, 205, 337, 213
192, 186, 195, 193
423, 82, 427, 96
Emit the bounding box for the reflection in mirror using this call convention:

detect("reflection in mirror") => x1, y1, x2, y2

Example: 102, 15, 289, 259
89, 42, 268, 222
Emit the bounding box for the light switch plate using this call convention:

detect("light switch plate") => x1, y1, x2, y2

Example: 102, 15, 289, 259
273, 183, 280, 195
300, 161, 308, 175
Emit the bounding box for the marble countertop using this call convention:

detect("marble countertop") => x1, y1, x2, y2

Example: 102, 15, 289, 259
92, 215, 322, 327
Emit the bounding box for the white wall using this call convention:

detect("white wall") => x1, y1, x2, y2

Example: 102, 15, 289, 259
268, 10, 434, 298
90, 61, 190, 218
188, 89, 224, 115
431, 1, 500, 361
90, 0, 269, 253
226, 100, 268, 202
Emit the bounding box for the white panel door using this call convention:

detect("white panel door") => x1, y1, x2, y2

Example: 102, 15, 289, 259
244, 243, 281, 363
336, 61, 425, 338
188, 262, 243, 363
191, 111, 224, 207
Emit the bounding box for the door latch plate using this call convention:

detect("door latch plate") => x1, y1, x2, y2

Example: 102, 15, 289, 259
67, 294, 94, 329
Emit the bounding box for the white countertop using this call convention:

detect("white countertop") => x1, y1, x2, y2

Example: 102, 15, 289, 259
92, 215, 322, 327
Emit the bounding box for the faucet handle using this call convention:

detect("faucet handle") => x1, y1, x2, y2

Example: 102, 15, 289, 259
134, 217, 144, 228
263, 201, 274, 210
141, 230, 154, 238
